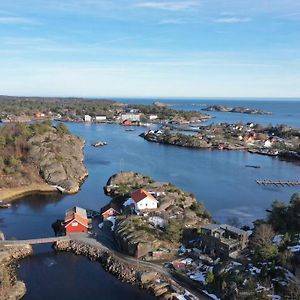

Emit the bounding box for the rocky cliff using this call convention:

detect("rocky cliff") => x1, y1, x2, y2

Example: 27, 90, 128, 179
0, 122, 88, 198
28, 127, 88, 193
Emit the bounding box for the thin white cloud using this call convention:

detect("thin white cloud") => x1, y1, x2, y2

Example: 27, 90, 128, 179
214, 17, 252, 24
275, 12, 300, 19
0, 16, 40, 25
134, 1, 200, 11
158, 19, 185, 25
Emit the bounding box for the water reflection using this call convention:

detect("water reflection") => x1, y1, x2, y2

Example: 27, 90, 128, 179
11, 192, 65, 212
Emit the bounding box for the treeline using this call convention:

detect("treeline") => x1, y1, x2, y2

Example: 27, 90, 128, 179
267, 193, 300, 232
250, 193, 300, 263
0, 96, 118, 117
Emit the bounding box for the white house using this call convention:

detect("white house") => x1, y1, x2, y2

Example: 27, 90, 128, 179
84, 115, 92, 122
264, 140, 272, 148
95, 116, 107, 122
121, 113, 141, 122
129, 188, 158, 211
149, 115, 158, 120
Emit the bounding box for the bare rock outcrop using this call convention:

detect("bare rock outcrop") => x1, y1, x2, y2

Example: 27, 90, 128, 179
28, 129, 88, 193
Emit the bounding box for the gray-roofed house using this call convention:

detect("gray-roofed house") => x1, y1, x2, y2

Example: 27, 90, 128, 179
198, 223, 249, 258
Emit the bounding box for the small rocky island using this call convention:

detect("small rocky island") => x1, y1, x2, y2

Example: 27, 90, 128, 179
0, 121, 87, 200
104, 171, 211, 258
202, 105, 272, 115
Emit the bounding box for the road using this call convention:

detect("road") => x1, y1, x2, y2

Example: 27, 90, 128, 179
70, 233, 212, 300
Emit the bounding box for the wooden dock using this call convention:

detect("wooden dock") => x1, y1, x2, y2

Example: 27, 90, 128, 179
256, 180, 300, 187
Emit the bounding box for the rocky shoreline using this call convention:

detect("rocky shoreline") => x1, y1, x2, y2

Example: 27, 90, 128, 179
54, 240, 194, 299
0, 244, 33, 300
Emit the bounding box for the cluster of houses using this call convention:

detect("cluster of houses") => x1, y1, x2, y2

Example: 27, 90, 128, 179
1, 111, 62, 123
83, 108, 158, 126
60, 188, 160, 234
60, 189, 249, 261
198, 123, 285, 150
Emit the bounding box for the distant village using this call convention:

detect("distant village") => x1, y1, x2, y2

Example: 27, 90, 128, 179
0, 97, 209, 126
142, 122, 300, 161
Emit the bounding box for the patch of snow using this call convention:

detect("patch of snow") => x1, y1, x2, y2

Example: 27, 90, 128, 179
288, 245, 300, 252
149, 216, 165, 228
189, 272, 206, 284
249, 265, 261, 275
202, 290, 220, 300
106, 216, 116, 230
246, 230, 253, 236
123, 198, 135, 207
180, 258, 193, 265
268, 295, 281, 300
273, 235, 284, 245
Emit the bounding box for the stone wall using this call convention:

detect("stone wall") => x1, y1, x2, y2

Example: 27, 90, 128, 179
54, 240, 188, 299
0, 244, 33, 300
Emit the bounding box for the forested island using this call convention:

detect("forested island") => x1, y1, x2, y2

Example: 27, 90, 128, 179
141, 123, 300, 162
202, 105, 272, 115
0, 121, 87, 200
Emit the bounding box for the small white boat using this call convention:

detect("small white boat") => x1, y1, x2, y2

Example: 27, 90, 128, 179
92, 141, 107, 147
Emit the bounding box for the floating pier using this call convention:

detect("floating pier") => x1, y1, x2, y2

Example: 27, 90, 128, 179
256, 180, 300, 187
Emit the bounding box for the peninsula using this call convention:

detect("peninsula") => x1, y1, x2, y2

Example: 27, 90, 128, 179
202, 105, 272, 115
0, 121, 87, 201
0, 95, 210, 126
141, 123, 300, 162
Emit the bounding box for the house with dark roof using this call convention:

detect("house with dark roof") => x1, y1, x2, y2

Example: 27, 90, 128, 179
198, 223, 249, 258
101, 202, 121, 219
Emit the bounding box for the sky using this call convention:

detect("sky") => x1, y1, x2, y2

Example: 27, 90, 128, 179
0, 0, 300, 98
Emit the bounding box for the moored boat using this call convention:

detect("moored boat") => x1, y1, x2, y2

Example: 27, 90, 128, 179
0, 201, 12, 208
92, 141, 107, 147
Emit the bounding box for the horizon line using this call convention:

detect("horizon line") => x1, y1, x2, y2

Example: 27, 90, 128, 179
1, 94, 300, 101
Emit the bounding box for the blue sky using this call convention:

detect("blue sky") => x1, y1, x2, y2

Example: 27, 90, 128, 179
0, 0, 300, 98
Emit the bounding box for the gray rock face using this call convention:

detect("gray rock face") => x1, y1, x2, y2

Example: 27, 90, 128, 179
28, 129, 88, 193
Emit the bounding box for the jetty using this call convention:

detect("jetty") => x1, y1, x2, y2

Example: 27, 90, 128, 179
256, 180, 300, 187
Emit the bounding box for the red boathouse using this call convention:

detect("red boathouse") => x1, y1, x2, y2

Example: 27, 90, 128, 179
64, 207, 89, 233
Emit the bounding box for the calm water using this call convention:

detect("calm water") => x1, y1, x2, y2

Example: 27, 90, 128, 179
120, 98, 300, 128
1, 99, 300, 299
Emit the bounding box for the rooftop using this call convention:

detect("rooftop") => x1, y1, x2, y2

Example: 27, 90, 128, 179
131, 188, 158, 203
201, 223, 246, 236
65, 206, 87, 220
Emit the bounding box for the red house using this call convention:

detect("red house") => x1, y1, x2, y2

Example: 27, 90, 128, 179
122, 120, 132, 126
64, 207, 89, 233
101, 203, 121, 220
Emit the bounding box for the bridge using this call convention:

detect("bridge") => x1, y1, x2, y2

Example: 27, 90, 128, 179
0, 236, 70, 246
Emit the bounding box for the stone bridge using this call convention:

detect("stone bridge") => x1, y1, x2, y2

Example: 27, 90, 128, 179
0, 236, 70, 246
